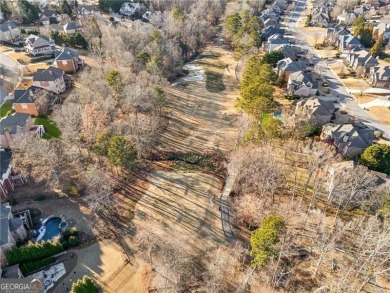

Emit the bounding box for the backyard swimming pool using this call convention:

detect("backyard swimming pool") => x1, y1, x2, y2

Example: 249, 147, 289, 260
36, 215, 68, 242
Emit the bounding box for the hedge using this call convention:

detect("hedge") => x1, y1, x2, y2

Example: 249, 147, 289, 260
20, 257, 56, 275
6, 240, 64, 265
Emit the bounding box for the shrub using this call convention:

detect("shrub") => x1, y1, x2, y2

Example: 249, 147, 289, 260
20, 257, 56, 275
360, 144, 390, 174
8, 197, 18, 206
6, 240, 64, 265
68, 186, 78, 196
68, 236, 79, 247
63, 227, 79, 239
71, 276, 98, 293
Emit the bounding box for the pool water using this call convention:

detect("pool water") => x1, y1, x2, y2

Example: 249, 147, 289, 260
41, 218, 62, 241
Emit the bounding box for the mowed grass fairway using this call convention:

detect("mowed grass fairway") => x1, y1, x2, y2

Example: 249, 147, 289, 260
198, 55, 226, 93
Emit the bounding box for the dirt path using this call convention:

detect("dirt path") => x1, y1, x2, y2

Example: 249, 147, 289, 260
159, 46, 240, 154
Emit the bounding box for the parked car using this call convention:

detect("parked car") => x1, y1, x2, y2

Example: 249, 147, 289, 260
322, 82, 329, 87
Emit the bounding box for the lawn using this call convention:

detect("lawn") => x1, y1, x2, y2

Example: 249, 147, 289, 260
34, 116, 61, 139
197, 59, 226, 93
0, 100, 13, 118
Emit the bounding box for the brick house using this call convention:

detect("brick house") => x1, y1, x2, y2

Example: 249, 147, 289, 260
13, 87, 39, 116
53, 48, 84, 73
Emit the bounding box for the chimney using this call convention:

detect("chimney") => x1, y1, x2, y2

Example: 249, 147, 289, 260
342, 134, 349, 143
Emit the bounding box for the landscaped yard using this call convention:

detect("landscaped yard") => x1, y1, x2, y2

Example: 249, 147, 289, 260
34, 116, 61, 139
0, 100, 13, 118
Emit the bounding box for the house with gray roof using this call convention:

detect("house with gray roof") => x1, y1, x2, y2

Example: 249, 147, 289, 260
119, 2, 140, 16
345, 48, 378, 74
276, 57, 306, 81
76, 5, 95, 18
295, 97, 335, 125
0, 151, 14, 200
0, 203, 27, 266
287, 70, 318, 97
321, 123, 375, 158
25, 34, 55, 56
368, 66, 390, 87
261, 26, 285, 40
265, 34, 290, 53
0, 113, 32, 149
0, 21, 21, 44
39, 9, 60, 25
338, 34, 363, 52
53, 47, 84, 73
311, 12, 331, 27
63, 22, 82, 34
33, 66, 67, 94
337, 10, 357, 26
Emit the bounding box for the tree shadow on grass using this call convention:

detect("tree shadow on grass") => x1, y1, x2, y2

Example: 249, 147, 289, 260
205, 71, 226, 93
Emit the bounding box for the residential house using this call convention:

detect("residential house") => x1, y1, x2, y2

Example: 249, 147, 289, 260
354, 6, 370, 17
0, 113, 33, 149
63, 22, 82, 34
279, 45, 299, 61
338, 34, 363, 52
325, 26, 350, 46
321, 123, 375, 157
261, 26, 285, 40
24, 35, 55, 56
263, 17, 279, 28
119, 2, 140, 16
276, 57, 306, 81
373, 23, 390, 41
39, 9, 60, 25
311, 12, 331, 28
0, 204, 27, 266
32, 66, 68, 94
53, 47, 84, 73
76, 5, 95, 18
345, 48, 378, 74
337, 10, 357, 26
13, 87, 39, 116
265, 34, 290, 53
0, 151, 14, 200
287, 71, 318, 97
0, 21, 21, 44
368, 66, 390, 87
294, 97, 335, 125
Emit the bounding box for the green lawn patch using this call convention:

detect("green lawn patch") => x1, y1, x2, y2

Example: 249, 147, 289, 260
34, 116, 61, 139
197, 59, 226, 93
0, 100, 13, 118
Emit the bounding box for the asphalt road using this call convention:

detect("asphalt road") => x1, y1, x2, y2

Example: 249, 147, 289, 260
287, 0, 390, 139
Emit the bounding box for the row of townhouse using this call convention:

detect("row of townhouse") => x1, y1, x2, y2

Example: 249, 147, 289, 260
310, 0, 332, 27
325, 26, 390, 87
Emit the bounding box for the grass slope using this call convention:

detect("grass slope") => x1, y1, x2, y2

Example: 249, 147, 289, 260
34, 116, 61, 139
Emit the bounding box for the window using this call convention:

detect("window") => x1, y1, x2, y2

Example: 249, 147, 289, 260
21, 103, 28, 109
62, 60, 68, 65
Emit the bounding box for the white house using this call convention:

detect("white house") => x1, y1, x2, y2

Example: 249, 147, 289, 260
32, 66, 66, 94
63, 22, 82, 34
119, 2, 140, 16
25, 35, 55, 56
0, 21, 21, 44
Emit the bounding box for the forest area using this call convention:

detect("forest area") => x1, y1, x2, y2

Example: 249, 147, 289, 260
8, 0, 390, 292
